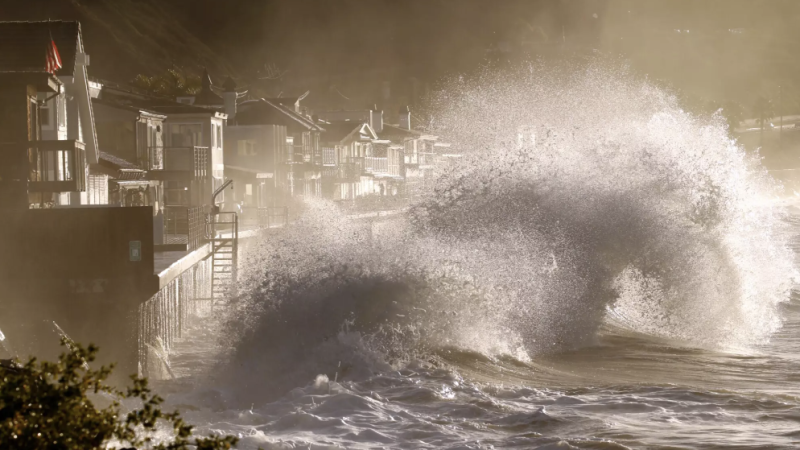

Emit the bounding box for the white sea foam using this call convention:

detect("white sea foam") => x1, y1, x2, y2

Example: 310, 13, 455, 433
154, 63, 800, 450
232, 63, 793, 377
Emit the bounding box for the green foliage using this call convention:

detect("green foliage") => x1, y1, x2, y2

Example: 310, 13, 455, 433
131, 69, 203, 99
0, 339, 238, 450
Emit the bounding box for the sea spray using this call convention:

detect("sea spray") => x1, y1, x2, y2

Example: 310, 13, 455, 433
219, 62, 796, 405
415, 61, 796, 348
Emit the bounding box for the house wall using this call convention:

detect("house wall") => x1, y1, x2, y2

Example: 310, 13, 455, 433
0, 206, 154, 283
0, 206, 157, 380
0, 83, 40, 208
224, 124, 288, 206
94, 104, 138, 162
139, 257, 212, 379
134, 115, 164, 168
165, 114, 225, 205
224, 124, 286, 173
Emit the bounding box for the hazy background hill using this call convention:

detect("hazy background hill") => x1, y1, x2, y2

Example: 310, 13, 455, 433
2, 0, 237, 80
6, 0, 800, 117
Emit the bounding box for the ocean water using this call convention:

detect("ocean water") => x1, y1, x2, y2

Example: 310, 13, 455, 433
152, 64, 800, 449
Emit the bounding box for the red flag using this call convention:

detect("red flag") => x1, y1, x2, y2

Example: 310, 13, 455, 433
45, 38, 62, 74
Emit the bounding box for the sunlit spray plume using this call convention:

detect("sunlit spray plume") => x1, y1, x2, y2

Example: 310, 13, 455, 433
220, 61, 796, 404
51, 321, 90, 370
414, 61, 797, 349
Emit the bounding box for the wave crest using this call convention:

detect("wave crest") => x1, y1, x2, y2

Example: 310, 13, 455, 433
222, 62, 796, 399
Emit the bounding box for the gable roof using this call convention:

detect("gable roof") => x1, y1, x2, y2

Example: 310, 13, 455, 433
99, 87, 225, 117
235, 99, 324, 132
321, 122, 375, 144
99, 151, 142, 171
377, 124, 440, 143
92, 97, 167, 119
94, 151, 146, 180
0, 21, 81, 77
146, 103, 225, 116
96, 80, 226, 116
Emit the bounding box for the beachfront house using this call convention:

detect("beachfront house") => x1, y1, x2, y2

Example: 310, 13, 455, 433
221, 78, 288, 209
234, 98, 324, 199
0, 20, 101, 207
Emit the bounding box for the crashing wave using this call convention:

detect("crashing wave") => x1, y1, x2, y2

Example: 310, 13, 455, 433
219, 62, 796, 402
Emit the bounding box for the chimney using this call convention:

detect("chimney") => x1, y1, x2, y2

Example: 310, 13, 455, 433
370, 104, 383, 133
399, 106, 411, 131
222, 76, 237, 122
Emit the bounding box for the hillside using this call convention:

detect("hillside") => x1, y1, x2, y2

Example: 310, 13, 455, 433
7, 1, 800, 117
3, 0, 238, 82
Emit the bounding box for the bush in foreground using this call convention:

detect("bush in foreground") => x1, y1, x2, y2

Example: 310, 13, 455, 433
0, 339, 238, 450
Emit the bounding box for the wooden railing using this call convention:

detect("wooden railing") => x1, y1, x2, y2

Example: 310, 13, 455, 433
322, 147, 337, 166
365, 157, 389, 174
13, 140, 87, 193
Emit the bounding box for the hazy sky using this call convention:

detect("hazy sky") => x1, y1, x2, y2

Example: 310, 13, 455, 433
7, 1, 800, 111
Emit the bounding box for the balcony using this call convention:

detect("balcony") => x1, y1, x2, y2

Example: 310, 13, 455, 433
322, 148, 337, 167
364, 157, 389, 175
163, 205, 204, 251
147, 146, 208, 181
0, 140, 88, 193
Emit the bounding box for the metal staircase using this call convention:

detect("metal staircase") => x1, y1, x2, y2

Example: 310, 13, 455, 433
207, 212, 238, 301
194, 179, 238, 309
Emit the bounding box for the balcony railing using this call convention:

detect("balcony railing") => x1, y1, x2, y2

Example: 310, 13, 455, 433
0, 140, 88, 193
344, 156, 364, 170
148, 146, 209, 181
365, 157, 389, 175
163, 205, 204, 251
322, 148, 337, 166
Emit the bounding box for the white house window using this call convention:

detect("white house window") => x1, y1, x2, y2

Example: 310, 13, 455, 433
237, 140, 256, 156
216, 124, 222, 148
